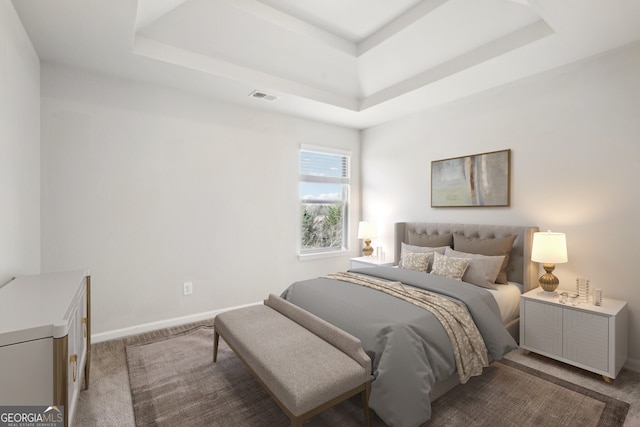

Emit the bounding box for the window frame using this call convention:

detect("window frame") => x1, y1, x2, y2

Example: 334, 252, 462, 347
298, 145, 351, 258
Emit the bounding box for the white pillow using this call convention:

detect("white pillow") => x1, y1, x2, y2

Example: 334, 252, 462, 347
430, 252, 471, 281
445, 248, 505, 290
400, 251, 433, 273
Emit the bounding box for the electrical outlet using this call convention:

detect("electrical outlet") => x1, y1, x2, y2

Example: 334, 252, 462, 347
183, 282, 193, 295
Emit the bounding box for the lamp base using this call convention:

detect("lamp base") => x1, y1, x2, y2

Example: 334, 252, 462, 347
539, 263, 559, 292
362, 239, 373, 256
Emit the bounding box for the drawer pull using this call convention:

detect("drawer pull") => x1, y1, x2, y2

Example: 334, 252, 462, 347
82, 317, 87, 338
70, 354, 78, 382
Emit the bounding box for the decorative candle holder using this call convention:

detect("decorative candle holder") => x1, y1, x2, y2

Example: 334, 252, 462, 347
559, 292, 568, 304
568, 293, 579, 306
593, 288, 603, 306
576, 277, 590, 303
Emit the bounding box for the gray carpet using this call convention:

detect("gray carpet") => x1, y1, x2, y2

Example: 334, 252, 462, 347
427, 358, 628, 426
125, 325, 629, 427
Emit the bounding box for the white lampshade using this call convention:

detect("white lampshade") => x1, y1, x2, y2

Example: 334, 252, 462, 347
531, 231, 568, 264
357, 221, 378, 239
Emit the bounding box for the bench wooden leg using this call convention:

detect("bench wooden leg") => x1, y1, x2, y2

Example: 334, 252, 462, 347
362, 382, 371, 427
213, 330, 220, 363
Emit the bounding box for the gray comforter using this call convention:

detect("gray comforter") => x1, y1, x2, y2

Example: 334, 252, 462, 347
281, 267, 517, 427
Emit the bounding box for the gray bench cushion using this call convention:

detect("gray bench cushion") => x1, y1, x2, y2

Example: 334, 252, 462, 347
215, 296, 370, 417
264, 293, 371, 374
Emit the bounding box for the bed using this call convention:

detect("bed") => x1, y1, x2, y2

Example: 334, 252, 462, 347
282, 222, 539, 427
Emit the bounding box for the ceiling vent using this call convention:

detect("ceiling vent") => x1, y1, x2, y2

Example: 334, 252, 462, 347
249, 90, 278, 102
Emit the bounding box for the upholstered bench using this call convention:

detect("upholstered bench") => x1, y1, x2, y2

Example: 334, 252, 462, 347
213, 294, 372, 427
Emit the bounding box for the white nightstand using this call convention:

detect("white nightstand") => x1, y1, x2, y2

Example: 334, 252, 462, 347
350, 256, 394, 269
520, 288, 628, 382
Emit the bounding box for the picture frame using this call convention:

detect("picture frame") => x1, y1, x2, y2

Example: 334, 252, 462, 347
431, 149, 510, 207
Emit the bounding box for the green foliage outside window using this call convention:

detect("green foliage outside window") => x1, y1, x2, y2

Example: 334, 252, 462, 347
301, 203, 343, 251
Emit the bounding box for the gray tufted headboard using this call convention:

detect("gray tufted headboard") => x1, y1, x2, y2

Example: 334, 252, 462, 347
394, 222, 539, 292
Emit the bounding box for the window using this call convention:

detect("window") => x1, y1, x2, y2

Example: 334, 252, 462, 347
299, 146, 350, 255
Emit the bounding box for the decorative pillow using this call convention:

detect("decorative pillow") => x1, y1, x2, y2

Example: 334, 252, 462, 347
445, 248, 505, 290
408, 231, 453, 248
401, 251, 433, 273
400, 242, 449, 271
453, 233, 516, 284
430, 252, 471, 281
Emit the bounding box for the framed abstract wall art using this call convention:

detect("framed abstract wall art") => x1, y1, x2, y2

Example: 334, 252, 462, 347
431, 149, 510, 207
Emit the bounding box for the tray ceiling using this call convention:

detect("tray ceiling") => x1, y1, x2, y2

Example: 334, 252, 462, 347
12, 0, 640, 128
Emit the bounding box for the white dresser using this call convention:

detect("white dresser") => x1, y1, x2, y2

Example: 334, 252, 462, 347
0, 270, 91, 426
520, 288, 627, 382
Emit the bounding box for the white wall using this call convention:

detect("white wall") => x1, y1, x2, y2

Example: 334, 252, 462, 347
41, 64, 360, 336
361, 41, 640, 369
0, 2, 41, 285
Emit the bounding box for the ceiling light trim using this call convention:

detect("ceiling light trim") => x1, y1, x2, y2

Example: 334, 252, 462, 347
133, 15, 553, 114
135, 0, 190, 32
358, 0, 449, 57
360, 19, 554, 110
228, 0, 357, 56
133, 35, 359, 111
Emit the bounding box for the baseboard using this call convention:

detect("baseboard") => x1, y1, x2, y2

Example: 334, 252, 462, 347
624, 356, 640, 373
91, 301, 261, 343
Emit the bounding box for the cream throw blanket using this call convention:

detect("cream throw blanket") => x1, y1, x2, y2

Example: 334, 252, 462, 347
324, 272, 489, 383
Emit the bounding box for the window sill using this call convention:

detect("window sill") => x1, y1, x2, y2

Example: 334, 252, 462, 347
298, 250, 357, 262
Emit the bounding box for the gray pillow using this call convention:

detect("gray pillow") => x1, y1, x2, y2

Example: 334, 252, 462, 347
408, 231, 453, 248
445, 248, 505, 290
453, 233, 516, 284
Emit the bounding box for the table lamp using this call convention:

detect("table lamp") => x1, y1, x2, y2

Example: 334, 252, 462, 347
357, 221, 378, 256
531, 231, 568, 292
